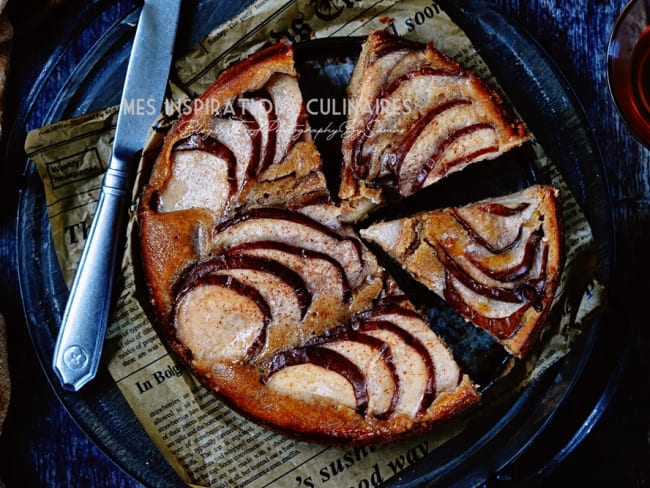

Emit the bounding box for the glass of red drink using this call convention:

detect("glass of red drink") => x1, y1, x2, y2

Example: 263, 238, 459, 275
608, 0, 650, 146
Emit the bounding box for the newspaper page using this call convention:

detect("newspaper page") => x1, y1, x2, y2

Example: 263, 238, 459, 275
24, 1, 605, 486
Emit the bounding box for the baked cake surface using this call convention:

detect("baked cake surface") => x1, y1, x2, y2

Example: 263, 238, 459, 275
339, 30, 531, 222
361, 185, 562, 358
138, 40, 480, 445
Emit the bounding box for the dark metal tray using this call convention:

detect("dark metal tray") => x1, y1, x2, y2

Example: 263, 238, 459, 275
12, 0, 616, 486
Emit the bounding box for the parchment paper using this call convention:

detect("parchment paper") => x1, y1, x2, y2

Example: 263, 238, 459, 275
24, 1, 605, 486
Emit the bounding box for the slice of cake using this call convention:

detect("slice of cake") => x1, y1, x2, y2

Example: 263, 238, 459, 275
361, 185, 562, 358
339, 30, 530, 222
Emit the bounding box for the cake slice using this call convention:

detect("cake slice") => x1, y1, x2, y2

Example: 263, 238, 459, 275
339, 30, 530, 222
141, 40, 326, 224
361, 185, 562, 358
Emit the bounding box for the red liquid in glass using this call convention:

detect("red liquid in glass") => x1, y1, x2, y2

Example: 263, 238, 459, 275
632, 26, 650, 118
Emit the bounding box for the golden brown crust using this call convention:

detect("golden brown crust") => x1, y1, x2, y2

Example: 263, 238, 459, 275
194, 363, 480, 446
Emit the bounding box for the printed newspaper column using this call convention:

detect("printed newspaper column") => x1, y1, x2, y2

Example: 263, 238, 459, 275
24, 106, 118, 285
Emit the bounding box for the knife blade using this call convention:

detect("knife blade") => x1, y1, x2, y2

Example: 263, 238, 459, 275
52, 0, 182, 392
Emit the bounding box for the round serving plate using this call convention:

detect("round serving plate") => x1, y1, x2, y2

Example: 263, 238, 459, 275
12, 0, 616, 486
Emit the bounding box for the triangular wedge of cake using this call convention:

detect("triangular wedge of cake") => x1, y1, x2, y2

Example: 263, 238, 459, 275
138, 41, 479, 445
361, 185, 562, 358
339, 30, 531, 222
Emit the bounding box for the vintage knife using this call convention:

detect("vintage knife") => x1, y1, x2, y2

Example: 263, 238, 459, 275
53, 0, 181, 391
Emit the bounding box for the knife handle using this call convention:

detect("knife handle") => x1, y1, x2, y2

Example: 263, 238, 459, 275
52, 164, 130, 392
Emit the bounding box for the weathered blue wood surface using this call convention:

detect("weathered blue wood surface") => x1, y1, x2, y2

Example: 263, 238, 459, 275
0, 0, 647, 486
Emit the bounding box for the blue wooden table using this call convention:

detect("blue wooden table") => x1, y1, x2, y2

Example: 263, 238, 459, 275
0, 0, 647, 486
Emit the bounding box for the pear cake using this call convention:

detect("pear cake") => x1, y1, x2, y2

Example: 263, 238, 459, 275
138, 32, 560, 445
338, 30, 530, 223
361, 185, 562, 358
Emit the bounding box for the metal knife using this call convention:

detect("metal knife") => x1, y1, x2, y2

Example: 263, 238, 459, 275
52, 0, 182, 392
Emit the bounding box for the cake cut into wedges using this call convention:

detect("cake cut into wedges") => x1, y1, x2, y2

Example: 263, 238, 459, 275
361, 185, 562, 358
138, 40, 479, 445
339, 30, 531, 222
